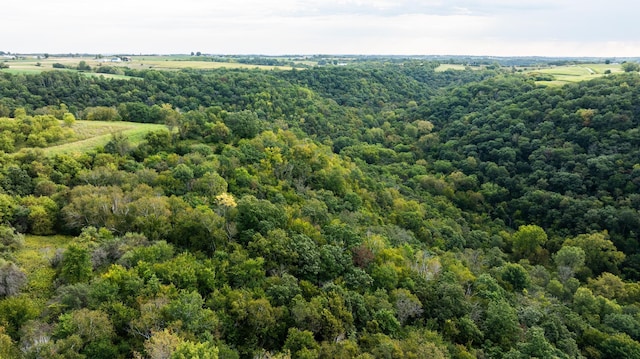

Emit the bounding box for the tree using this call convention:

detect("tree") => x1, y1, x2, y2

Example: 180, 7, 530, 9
84, 106, 120, 121
193, 172, 228, 199
0, 295, 40, 339
564, 231, 625, 276
2, 165, 34, 196
512, 224, 547, 261
24, 196, 58, 235
144, 129, 173, 153
169, 205, 226, 253
56, 308, 114, 343
391, 288, 423, 325
0, 260, 27, 297
118, 102, 153, 123
283, 327, 319, 358
162, 290, 218, 336
554, 245, 586, 282
77, 61, 91, 71
61, 185, 130, 232
225, 110, 261, 139
130, 196, 172, 241
603, 313, 640, 341
54, 308, 118, 359
484, 299, 522, 350
373, 309, 401, 336
0, 326, 20, 358
171, 163, 195, 194
418, 272, 470, 324
236, 195, 286, 239
621, 62, 640, 72
171, 340, 218, 359
518, 326, 555, 359
63, 112, 76, 127
318, 244, 351, 281
140, 329, 182, 359
58, 244, 93, 284
104, 131, 131, 156
573, 287, 600, 323
600, 333, 640, 358
157, 103, 181, 132
588, 272, 626, 301
0, 225, 24, 253
500, 262, 530, 292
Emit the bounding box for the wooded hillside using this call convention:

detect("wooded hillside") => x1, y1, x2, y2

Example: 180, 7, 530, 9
1, 62, 639, 358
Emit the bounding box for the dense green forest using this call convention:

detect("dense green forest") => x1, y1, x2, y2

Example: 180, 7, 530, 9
1, 61, 640, 358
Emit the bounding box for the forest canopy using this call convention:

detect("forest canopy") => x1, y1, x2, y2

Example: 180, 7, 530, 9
0, 59, 639, 358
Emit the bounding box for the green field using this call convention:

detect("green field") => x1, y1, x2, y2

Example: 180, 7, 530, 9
45, 120, 167, 156
0, 55, 294, 76
526, 63, 623, 85
434, 63, 625, 85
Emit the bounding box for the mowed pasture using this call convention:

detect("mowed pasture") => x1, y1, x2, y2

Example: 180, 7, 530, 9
45, 120, 167, 156
435, 62, 626, 85
526, 63, 624, 85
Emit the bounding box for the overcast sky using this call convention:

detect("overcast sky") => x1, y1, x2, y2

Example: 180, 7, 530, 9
3, 0, 639, 56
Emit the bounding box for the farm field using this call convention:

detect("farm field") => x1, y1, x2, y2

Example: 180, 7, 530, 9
525, 63, 623, 85
434, 62, 626, 85
45, 120, 167, 156
127, 57, 293, 70
0, 55, 294, 76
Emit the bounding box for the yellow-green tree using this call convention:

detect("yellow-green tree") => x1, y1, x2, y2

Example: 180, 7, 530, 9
512, 224, 547, 261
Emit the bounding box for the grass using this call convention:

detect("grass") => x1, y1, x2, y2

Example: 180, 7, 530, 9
125, 58, 292, 71
0, 68, 48, 75
45, 120, 167, 156
82, 72, 138, 80
434, 63, 625, 85
435, 64, 475, 72
0, 55, 293, 76
14, 235, 74, 301
526, 63, 624, 85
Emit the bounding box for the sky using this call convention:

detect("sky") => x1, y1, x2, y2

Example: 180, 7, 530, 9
2, 0, 639, 57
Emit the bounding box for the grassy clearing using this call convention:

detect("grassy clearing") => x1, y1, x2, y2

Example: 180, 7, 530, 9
528, 63, 623, 85
0, 68, 47, 75
83, 72, 138, 80
14, 235, 73, 301
46, 120, 166, 156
